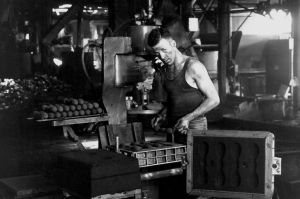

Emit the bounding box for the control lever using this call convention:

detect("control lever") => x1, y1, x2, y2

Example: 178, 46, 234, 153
159, 128, 174, 142
115, 136, 120, 153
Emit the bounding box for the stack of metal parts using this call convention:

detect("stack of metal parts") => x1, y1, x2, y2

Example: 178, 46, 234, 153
118, 141, 186, 167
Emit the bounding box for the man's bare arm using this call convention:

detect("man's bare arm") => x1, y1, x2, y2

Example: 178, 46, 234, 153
175, 61, 219, 133
183, 62, 220, 122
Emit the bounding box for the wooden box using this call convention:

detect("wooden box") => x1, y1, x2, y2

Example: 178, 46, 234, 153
187, 130, 275, 199
0, 175, 62, 199
54, 149, 141, 198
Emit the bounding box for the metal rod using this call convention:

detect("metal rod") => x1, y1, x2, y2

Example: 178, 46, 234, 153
194, 8, 256, 14
289, 38, 295, 115
198, 0, 216, 23
148, 0, 153, 19
227, 8, 256, 13
234, 11, 252, 34
189, 0, 215, 41
227, 0, 253, 12
140, 168, 183, 181
76, 9, 83, 47
291, 2, 300, 110
116, 136, 120, 153
42, 4, 82, 45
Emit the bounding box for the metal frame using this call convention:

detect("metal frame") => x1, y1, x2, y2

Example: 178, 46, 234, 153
42, 3, 83, 46
186, 130, 275, 199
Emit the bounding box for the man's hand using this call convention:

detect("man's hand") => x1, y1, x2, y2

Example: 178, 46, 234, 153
151, 115, 165, 131
174, 118, 190, 134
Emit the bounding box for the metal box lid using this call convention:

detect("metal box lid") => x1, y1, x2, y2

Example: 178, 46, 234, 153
58, 149, 140, 179
187, 130, 275, 199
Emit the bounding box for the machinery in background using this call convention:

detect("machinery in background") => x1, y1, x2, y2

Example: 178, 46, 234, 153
102, 25, 157, 125
235, 39, 295, 121
264, 39, 293, 95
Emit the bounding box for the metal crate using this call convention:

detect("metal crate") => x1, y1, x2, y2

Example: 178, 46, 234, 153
120, 141, 186, 168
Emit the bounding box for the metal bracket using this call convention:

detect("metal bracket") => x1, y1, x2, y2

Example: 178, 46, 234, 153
62, 126, 78, 141
181, 155, 188, 170
42, 4, 82, 46
62, 125, 85, 151
272, 157, 282, 175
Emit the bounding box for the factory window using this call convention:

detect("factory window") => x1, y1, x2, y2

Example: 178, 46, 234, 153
231, 10, 292, 98
52, 4, 108, 18
232, 11, 292, 37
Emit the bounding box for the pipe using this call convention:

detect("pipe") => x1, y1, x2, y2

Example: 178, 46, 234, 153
116, 136, 120, 153
140, 168, 183, 181
292, 1, 300, 110
148, 0, 153, 19
76, 9, 83, 47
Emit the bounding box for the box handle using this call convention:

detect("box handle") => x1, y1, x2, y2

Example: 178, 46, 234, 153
272, 157, 281, 175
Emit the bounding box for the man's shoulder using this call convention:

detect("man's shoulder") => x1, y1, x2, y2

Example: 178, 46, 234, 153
186, 58, 205, 74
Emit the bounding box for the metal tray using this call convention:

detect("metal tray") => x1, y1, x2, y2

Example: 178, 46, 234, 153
35, 114, 109, 126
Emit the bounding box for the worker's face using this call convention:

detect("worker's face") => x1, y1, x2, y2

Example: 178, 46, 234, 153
152, 38, 176, 66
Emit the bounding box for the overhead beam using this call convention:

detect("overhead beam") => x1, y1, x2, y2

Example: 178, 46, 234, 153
42, 3, 82, 46
76, 9, 83, 47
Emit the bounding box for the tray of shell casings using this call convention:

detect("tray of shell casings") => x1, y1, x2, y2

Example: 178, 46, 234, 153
119, 141, 186, 167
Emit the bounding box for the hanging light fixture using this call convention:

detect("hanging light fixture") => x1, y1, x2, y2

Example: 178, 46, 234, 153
53, 58, 63, 67
268, 6, 289, 20
255, 1, 271, 16
255, 1, 290, 19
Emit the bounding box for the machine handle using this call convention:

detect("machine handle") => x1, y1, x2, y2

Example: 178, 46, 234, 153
140, 168, 183, 181
116, 136, 120, 153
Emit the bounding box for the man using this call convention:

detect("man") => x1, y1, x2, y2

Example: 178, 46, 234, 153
148, 28, 219, 143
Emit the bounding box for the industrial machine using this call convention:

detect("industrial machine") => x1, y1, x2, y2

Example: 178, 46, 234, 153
102, 25, 157, 125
